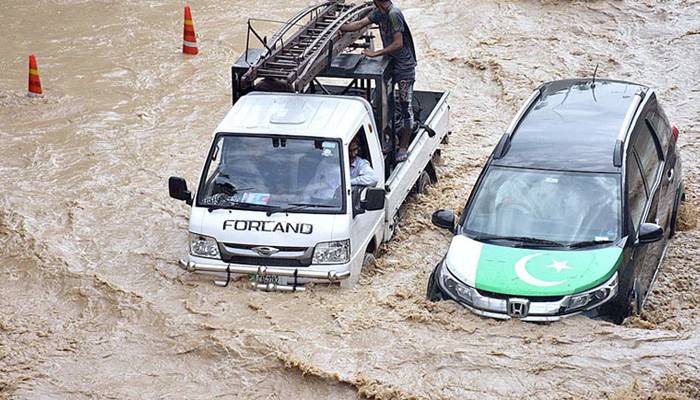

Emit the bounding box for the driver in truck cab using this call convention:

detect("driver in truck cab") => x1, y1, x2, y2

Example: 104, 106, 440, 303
303, 137, 378, 202
349, 137, 378, 187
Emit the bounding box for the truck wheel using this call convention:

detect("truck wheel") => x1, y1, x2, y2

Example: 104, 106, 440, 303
413, 170, 431, 194
362, 253, 376, 271
426, 268, 443, 302
432, 149, 442, 166
441, 133, 450, 145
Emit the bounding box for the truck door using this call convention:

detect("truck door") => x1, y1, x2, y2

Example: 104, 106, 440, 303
349, 123, 384, 262
629, 113, 665, 302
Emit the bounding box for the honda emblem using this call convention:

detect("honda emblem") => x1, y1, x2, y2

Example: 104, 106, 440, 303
507, 298, 530, 318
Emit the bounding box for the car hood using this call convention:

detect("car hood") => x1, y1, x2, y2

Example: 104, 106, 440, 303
444, 235, 622, 296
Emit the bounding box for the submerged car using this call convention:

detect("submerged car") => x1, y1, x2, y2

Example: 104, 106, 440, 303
427, 79, 684, 323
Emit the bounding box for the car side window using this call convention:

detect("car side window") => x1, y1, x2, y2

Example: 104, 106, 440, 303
631, 121, 662, 190
648, 112, 670, 151
626, 151, 647, 230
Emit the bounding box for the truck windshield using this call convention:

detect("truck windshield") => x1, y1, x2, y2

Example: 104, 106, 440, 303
463, 167, 621, 246
197, 135, 345, 213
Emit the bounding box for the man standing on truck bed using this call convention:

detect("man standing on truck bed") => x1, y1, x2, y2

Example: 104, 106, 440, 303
340, 0, 417, 162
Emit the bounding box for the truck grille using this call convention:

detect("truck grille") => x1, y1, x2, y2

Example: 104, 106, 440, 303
219, 242, 313, 267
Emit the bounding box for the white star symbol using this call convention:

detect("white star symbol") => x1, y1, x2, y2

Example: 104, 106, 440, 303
546, 259, 572, 273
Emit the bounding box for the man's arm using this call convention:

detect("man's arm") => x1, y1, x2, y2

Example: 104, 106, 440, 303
340, 17, 371, 33
363, 31, 402, 57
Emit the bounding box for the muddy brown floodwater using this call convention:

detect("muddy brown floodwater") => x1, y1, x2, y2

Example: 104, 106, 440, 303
1, 0, 699, 399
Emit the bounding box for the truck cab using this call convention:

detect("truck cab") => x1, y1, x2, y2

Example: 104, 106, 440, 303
171, 93, 389, 289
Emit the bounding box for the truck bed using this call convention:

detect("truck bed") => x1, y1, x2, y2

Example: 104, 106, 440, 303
383, 89, 450, 241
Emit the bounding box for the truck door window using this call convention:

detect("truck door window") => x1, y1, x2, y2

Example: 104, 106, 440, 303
354, 126, 373, 167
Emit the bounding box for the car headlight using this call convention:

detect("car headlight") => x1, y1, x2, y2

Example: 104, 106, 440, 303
189, 233, 221, 259
564, 273, 618, 312
312, 239, 350, 264
438, 260, 476, 304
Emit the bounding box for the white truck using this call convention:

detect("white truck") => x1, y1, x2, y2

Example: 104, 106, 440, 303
168, 3, 450, 290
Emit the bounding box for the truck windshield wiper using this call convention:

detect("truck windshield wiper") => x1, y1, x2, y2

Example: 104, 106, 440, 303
266, 202, 335, 216
567, 239, 614, 248
470, 233, 567, 247
207, 201, 272, 213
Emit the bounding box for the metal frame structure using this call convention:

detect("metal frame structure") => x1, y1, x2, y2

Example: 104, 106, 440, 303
237, 0, 374, 93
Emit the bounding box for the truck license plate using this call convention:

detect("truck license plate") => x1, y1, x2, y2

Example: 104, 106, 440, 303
255, 275, 288, 286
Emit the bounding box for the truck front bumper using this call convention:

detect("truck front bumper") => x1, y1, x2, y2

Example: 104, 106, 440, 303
178, 258, 351, 291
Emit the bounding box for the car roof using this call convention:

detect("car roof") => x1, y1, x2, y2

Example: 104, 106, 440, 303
215, 92, 372, 142
494, 79, 649, 173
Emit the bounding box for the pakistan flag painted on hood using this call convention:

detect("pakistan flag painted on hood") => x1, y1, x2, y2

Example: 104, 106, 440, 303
445, 236, 622, 296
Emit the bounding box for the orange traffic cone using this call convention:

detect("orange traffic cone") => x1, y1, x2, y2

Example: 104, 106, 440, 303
28, 54, 43, 97
182, 4, 198, 55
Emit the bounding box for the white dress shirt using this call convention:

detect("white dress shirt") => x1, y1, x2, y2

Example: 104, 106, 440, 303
350, 157, 378, 187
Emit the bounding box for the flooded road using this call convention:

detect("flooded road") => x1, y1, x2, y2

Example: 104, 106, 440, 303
1, 0, 699, 398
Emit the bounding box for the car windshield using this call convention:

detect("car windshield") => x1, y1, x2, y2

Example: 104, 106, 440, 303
197, 135, 344, 213
463, 167, 621, 246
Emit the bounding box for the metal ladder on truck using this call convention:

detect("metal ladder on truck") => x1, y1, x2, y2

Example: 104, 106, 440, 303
234, 0, 374, 97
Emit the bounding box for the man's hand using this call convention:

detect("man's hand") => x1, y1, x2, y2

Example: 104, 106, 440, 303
362, 49, 379, 57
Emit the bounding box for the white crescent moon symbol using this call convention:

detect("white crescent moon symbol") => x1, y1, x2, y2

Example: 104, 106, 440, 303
515, 253, 566, 287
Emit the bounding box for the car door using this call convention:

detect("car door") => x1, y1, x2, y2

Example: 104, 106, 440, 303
629, 108, 666, 302
647, 101, 680, 231
625, 147, 648, 299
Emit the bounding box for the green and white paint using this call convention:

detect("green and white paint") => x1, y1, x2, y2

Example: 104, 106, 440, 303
444, 236, 622, 296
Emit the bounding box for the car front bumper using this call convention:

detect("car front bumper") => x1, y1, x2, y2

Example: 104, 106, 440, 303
436, 263, 619, 322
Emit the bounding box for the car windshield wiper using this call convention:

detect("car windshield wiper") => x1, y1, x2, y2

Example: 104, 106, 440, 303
471, 233, 567, 247
567, 239, 614, 248
266, 202, 336, 216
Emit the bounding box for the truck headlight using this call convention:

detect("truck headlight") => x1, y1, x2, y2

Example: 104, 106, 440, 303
312, 239, 350, 264
438, 260, 476, 304
564, 273, 618, 312
190, 233, 221, 259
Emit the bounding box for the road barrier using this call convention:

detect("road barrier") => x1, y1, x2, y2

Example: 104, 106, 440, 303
183, 4, 199, 55
28, 55, 43, 97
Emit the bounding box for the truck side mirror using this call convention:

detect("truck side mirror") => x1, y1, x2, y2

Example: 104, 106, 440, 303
351, 187, 365, 218
432, 209, 455, 231
638, 222, 663, 244
362, 188, 385, 211
169, 176, 192, 206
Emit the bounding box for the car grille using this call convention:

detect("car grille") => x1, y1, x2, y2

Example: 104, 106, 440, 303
475, 289, 564, 302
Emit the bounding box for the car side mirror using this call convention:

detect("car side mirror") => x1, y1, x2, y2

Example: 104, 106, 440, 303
169, 176, 192, 206
432, 209, 455, 231
638, 222, 663, 244
362, 188, 385, 211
